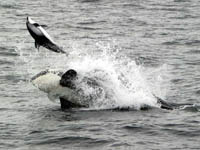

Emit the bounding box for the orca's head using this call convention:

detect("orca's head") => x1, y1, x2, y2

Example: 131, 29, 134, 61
31, 70, 62, 93
60, 69, 77, 88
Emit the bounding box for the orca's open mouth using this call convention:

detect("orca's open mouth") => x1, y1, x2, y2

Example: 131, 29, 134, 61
31, 70, 63, 81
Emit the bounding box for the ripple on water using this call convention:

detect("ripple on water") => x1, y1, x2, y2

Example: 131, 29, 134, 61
27, 136, 113, 149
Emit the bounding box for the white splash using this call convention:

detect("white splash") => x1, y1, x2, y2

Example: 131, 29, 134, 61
15, 40, 171, 110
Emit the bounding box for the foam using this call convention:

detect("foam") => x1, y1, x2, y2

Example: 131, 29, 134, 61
15, 41, 171, 110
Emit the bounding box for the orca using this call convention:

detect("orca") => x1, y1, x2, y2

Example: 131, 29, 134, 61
31, 69, 85, 110
31, 69, 175, 110
26, 17, 66, 53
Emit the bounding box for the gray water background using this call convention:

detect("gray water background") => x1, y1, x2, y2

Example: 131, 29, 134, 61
1, 0, 200, 149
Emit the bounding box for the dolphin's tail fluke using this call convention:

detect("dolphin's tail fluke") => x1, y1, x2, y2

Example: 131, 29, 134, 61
43, 42, 66, 54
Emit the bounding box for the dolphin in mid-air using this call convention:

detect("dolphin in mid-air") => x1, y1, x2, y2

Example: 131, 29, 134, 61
26, 17, 66, 53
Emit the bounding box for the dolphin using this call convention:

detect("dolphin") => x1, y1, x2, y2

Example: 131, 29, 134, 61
31, 69, 176, 110
26, 17, 66, 53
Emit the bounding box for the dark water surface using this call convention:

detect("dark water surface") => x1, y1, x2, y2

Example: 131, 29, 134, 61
1, 0, 200, 149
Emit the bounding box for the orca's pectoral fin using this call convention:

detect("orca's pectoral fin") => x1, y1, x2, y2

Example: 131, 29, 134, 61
60, 97, 82, 110
35, 41, 40, 50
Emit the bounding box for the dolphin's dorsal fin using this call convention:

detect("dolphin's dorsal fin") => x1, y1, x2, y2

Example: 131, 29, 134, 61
35, 41, 40, 50
41, 25, 48, 28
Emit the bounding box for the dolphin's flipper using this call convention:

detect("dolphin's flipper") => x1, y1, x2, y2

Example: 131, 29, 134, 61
35, 41, 40, 50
